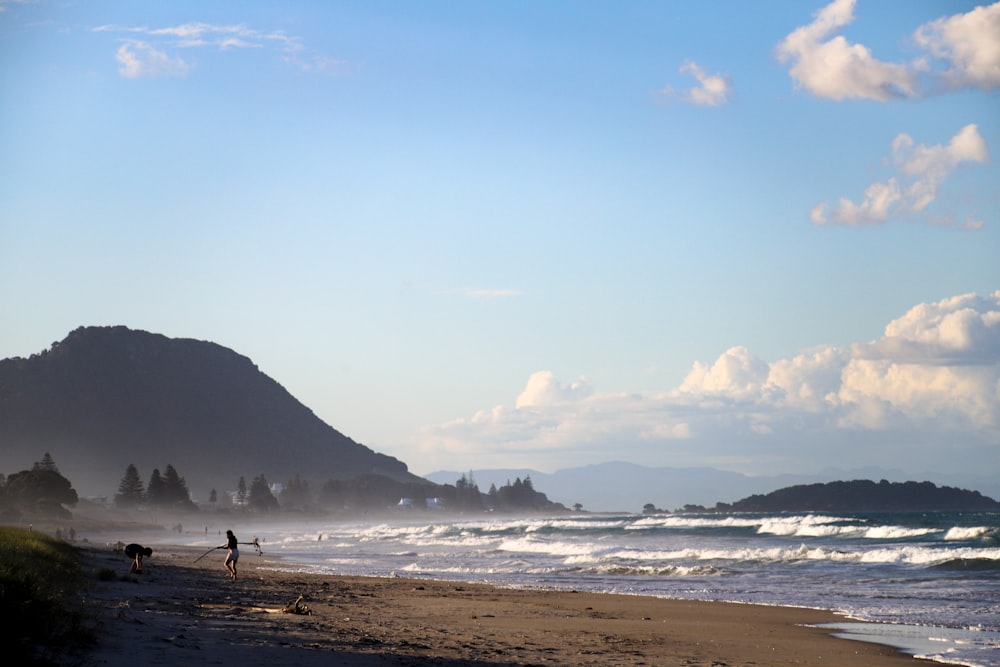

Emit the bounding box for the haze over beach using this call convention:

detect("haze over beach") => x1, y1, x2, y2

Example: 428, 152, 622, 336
2, 1, 998, 486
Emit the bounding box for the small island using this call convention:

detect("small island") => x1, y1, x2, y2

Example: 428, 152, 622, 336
676, 479, 1000, 513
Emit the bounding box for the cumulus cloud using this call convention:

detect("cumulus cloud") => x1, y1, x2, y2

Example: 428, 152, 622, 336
94, 22, 350, 77
851, 292, 1000, 364
776, 0, 917, 100
811, 124, 989, 227
680, 292, 1000, 430
776, 0, 1000, 100
115, 41, 192, 79
660, 60, 734, 106
677, 346, 769, 399
914, 2, 1000, 92
516, 371, 592, 408
419, 292, 1000, 474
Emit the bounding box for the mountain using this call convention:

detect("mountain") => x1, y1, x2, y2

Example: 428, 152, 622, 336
720, 480, 1000, 512
426, 462, 1000, 513
0, 326, 424, 500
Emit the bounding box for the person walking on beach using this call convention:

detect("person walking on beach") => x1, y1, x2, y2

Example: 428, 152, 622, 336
124, 543, 152, 574
222, 529, 239, 580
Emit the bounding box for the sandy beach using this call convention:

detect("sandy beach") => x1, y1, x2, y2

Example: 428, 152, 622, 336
74, 543, 927, 666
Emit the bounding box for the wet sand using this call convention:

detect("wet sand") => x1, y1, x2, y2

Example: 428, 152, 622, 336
77, 544, 927, 666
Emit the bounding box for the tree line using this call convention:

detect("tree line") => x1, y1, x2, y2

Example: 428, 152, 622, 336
114, 463, 197, 511
0, 454, 567, 519
449, 472, 562, 512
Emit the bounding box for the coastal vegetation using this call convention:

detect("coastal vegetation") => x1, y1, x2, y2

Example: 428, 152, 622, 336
0, 453, 78, 521
2, 451, 997, 523
0, 526, 92, 664
0, 452, 565, 521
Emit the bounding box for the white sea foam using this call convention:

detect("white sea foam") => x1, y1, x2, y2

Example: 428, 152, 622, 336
627, 515, 763, 530
525, 518, 629, 532
756, 514, 848, 536
496, 537, 598, 558
945, 526, 992, 541
755, 516, 941, 540
588, 563, 722, 577
217, 511, 1000, 666
846, 545, 1000, 565
863, 525, 939, 539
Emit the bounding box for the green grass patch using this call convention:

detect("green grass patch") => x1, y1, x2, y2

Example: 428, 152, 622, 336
0, 527, 93, 664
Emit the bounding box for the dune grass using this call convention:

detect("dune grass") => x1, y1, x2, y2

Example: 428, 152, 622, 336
0, 526, 93, 664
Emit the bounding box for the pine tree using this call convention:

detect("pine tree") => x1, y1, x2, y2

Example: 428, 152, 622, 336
454, 472, 483, 510
161, 464, 194, 507
33, 452, 58, 473
236, 476, 247, 505
248, 474, 279, 511
146, 468, 166, 505
114, 464, 145, 508
280, 474, 311, 509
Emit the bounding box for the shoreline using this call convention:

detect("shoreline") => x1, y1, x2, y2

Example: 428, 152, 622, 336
73, 543, 930, 666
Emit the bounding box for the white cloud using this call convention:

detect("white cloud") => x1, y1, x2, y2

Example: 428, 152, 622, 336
812, 124, 989, 227
96, 22, 294, 50
776, 0, 1000, 100
419, 292, 1000, 474
851, 292, 1000, 364
677, 346, 769, 398
516, 371, 592, 408
115, 41, 192, 79
776, 0, 917, 101
914, 2, 1000, 92
661, 60, 733, 106
95, 21, 348, 77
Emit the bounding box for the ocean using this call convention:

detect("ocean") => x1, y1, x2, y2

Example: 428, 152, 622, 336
178, 510, 1000, 667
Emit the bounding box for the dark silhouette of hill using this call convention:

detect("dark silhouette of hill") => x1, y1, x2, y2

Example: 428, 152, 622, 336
0, 326, 423, 500
716, 479, 1000, 513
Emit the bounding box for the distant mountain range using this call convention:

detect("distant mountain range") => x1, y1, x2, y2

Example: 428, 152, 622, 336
426, 462, 1000, 513
0, 326, 425, 500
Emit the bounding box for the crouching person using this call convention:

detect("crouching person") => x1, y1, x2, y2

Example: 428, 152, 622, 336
124, 543, 152, 574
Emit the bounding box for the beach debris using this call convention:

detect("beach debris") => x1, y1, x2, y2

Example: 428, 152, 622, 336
280, 594, 311, 615
249, 595, 311, 615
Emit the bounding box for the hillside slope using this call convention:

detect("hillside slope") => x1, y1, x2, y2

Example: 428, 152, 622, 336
0, 326, 422, 499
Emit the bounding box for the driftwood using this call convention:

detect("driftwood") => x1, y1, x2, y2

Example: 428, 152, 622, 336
249, 594, 311, 615
280, 594, 311, 615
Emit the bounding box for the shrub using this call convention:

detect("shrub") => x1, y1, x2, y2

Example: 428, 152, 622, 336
0, 527, 93, 663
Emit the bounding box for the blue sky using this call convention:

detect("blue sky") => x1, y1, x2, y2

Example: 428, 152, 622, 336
2, 0, 998, 479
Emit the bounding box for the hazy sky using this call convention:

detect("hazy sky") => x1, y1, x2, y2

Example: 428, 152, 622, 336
2, 1, 998, 479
